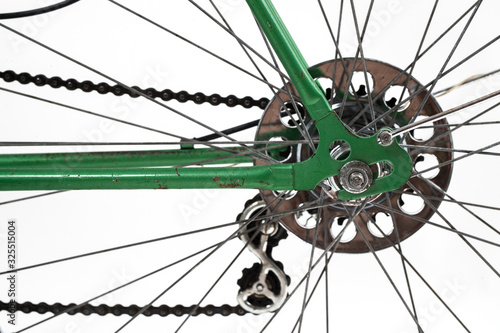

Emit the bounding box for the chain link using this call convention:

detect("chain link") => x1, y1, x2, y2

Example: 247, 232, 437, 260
0, 300, 247, 317
0, 70, 269, 110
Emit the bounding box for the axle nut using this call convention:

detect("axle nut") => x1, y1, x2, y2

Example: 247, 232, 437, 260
339, 161, 373, 194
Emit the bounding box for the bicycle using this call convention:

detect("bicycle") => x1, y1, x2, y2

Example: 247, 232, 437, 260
0, 0, 499, 332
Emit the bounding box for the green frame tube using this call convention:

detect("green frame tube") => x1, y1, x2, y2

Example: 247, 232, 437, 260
0, 0, 413, 201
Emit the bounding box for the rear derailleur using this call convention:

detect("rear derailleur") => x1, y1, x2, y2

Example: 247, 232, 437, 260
236, 197, 290, 314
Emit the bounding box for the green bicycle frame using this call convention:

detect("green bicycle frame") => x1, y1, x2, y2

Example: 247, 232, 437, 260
0, 0, 412, 201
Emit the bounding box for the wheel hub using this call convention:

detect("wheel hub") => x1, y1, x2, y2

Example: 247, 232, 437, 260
255, 58, 453, 253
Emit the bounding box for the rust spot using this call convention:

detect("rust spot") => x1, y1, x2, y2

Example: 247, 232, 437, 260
258, 180, 270, 186
213, 176, 220, 182
217, 178, 245, 188
114, 179, 119, 183
158, 184, 168, 189
175, 167, 180, 177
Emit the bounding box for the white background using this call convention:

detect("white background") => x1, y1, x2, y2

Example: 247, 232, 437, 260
0, 0, 499, 332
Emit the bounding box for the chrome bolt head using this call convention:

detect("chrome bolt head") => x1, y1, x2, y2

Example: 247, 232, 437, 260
339, 161, 373, 194
377, 129, 394, 146
348, 172, 365, 188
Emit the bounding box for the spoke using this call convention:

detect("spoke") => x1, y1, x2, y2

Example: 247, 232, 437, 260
402, 144, 500, 157
1, 141, 169, 146
391, 189, 500, 213
0, 139, 316, 147
389, 0, 439, 128
349, 0, 377, 131
293, 199, 368, 333
408, 100, 500, 157
175, 235, 251, 332
187, 0, 294, 82
0, 190, 66, 206
413, 179, 500, 236
412, 139, 500, 177
416, 120, 500, 129
317, 0, 344, 102
297, 194, 324, 333
337, 0, 375, 119
0, 23, 278, 165
353, 218, 424, 331
392, 88, 500, 138
16, 239, 229, 332
383, 193, 422, 332
333, 0, 344, 100
406, 181, 500, 278
281, 251, 335, 333
323, 194, 331, 333
362, 209, 471, 332
371, 202, 500, 248
290, 246, 331, 333
434, 68, 500, 96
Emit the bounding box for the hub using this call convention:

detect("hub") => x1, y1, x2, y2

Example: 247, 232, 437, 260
255, 58, 453, 253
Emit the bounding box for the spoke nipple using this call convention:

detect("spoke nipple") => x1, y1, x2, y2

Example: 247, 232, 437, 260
377, 129, 394, 147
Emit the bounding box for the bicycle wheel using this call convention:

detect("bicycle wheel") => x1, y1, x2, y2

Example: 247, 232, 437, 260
0, 0, 499, 332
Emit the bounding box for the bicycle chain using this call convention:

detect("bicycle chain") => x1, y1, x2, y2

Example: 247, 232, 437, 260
0, 300, 247, 317
0, 70, 270, 109
0, 70, 273, 318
